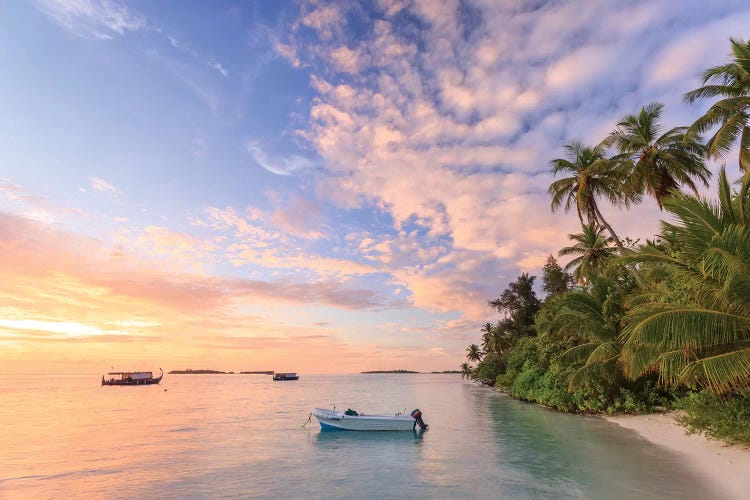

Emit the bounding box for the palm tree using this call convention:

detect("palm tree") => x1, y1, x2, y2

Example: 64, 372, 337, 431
548, 141, 633, 255
541, 279, 625, 390
480, 323, 495, 354
558, 224, 616, 283
607, 102, 710, 208
684, 37, 750, 172
460, 362, 472, 379
621, 169, 750, 394
466, 344, 483, 363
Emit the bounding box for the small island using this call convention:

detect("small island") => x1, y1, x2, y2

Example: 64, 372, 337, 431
361, 370, 420, 374
169, 369, 227, 374
169, 369, 274, 375
431, 370, 460, 374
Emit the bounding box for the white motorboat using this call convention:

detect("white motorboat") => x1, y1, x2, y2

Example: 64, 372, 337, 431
312, 408, 428, 431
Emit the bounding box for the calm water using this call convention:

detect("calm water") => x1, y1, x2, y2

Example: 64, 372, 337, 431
1, 374, 718, 499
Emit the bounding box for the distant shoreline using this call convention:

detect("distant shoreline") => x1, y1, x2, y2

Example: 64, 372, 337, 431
361, 370, 419, 374
168, 370, 273, 375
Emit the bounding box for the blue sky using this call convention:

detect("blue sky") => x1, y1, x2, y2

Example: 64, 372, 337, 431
1, 0, 749, 372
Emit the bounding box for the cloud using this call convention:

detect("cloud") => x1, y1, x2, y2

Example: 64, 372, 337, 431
0, 211, 397, 312
89, 176, 120, 194
276, 0, 750, 324
130, 225, 220, 272
245, 141, 319, 176
1, 177, 82, 222
329, 46, 366, 74
645, 10, 750, 89
297, 2, 346, 41
210, 62, 229, 77
194, 205, 378, 276
273, 41, 304, 68
33, 0, 147, 39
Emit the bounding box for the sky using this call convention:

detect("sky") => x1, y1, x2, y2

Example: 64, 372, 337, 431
1, 0, 749, 374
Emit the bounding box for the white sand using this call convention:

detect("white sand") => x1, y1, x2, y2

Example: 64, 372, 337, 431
605, 412, 750, 500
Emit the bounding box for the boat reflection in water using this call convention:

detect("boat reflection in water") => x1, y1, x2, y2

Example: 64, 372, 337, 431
101, 368, 163, 386
314, 427, 426, 443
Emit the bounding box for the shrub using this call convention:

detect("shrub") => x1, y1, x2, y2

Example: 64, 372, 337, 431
473, 352, 505, 385
676, 391, 750, 444
495, 336, 675, 414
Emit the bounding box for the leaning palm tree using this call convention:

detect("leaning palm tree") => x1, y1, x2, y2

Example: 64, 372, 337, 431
621, 169, 750, 394
460, 362, 472, 379
607, 102, 710, 208
466, 344, 483, 363
684, 37, 750, 172
549, 142, 634, 255
558, 224, 616, 283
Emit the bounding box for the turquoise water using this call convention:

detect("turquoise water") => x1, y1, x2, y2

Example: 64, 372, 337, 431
1, 374, 718, 499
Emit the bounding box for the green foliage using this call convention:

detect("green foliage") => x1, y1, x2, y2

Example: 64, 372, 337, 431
621, 169, 750, 394
473, 352, 505, 385
495, 336, 671, 414
466, 344, 483, 363
488, 273, 540, 339
548, 142, 631, 226
558, 225, 615, 284
684, 37, 750, 172
676, 390, 750, 444
542, 255, 571, 296
607, 102, 710, 208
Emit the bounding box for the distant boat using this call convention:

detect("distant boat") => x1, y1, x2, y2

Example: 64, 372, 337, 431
102, 368, 163, 386
272, 372, 299, 381
312, 408, 428, 431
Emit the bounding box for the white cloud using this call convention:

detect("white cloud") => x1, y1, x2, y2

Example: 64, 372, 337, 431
645, 10, 750, 89
245, 142, 319, 176
90, 177, 120, 194
273, 41, 304, 68
33, 0, 146, 39
210, 62, 229, 77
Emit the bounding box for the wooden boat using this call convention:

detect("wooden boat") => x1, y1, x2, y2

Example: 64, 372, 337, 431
102, 368, 163, 386
312, 408, 428, 431
272, 372, 299, 381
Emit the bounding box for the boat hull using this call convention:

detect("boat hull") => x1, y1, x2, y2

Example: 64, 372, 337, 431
312, 408, 415, 431
102, 369, 163, 386
102, 376, 162, 386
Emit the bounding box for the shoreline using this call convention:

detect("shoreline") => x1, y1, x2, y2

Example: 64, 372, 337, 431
605, 412, 750, 500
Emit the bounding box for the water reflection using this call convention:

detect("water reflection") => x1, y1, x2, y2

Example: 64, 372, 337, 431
477, 389, 722, 500
0, 374, 727, 499
314, 428, 426, 442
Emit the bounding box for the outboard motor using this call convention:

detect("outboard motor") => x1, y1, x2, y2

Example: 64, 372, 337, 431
411, 409, 428, 430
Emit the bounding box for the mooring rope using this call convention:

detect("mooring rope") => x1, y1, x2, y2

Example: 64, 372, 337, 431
301, 412, 312, 428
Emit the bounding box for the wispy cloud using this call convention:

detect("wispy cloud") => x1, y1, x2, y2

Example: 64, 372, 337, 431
89, 176, 120, 195
33, 0, 147, 39
1, 177, 82, 222
245, 141, 319, 176
210, 62, 228, 77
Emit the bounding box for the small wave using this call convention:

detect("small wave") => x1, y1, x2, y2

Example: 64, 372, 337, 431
169, 427, 198, 433
1, 468, 122, 483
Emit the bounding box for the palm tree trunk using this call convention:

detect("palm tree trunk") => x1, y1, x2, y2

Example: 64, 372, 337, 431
593, 204, 645, 287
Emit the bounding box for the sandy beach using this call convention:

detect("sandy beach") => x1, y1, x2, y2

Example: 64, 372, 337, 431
605, 413, 750, 500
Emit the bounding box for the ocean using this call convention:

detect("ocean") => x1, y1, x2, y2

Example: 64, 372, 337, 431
0, 373, 719, 499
